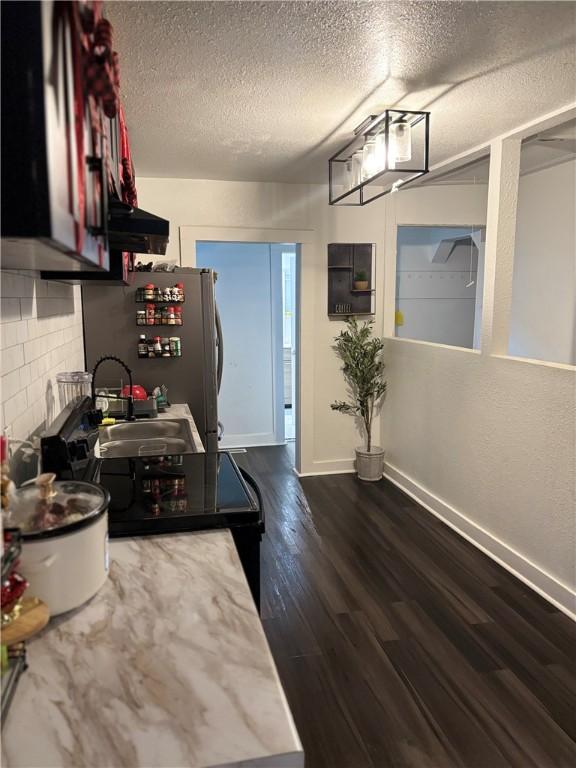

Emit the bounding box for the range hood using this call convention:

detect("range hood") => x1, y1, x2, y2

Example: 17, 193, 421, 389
108, 199, 169, 255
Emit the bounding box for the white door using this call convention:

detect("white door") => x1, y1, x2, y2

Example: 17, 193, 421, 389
195, 241, 284, 448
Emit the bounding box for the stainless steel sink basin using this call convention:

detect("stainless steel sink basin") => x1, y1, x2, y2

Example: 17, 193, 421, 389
98, 418, 197, 459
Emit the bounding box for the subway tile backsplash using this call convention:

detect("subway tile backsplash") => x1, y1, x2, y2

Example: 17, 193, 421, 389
1, 271, 84, 442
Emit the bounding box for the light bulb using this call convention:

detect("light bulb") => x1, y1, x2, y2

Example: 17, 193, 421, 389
351, 150, 363, 188
361, 137, 378, 181
374, 132, 387, 172
344, 159, 353, 189
389, 119, 412, 163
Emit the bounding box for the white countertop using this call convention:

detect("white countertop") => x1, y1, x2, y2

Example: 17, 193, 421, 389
1, 532, 303, 768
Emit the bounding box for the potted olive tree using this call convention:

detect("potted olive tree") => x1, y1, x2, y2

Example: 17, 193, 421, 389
331, 317, 387, 481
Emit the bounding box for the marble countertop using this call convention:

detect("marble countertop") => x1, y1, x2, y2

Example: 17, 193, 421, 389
1, 532, 303, 768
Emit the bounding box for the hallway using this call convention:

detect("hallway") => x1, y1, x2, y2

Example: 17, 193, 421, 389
236, 446, 576, 768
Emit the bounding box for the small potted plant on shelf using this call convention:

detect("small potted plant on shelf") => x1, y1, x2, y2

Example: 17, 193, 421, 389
353, 270, 369, 290
331, 317, 386, 481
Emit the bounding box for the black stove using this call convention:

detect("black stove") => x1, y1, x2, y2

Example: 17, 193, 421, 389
98, 451, 261, 536
40, 398, 264, 608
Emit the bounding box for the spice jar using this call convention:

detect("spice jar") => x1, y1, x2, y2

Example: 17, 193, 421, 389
175, 283, 184, 302
174, 306, 182, 326
154, 307, 162, 324
146, 304, 155, 325
161, 338, 171, 357
153, 336, 162, 356
138, 335, 148, 358
169, 337, 181, 357
136, 309, 146, 326
161, 307, 170, 325
144, 283, 155, 301
167, 306, 176, 325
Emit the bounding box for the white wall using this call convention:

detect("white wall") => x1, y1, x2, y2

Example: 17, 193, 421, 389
1, 271, 85, 443
196, 241, 283, 448
510, 159, 576, 365
138, 177, 388, 475
382, 175, 575, 614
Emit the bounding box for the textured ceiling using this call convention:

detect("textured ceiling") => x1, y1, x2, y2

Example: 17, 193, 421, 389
425, 117, 576, 184
106, 1, 576, 183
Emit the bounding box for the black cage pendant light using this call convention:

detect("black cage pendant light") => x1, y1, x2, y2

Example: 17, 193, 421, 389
329, 109, 430, 205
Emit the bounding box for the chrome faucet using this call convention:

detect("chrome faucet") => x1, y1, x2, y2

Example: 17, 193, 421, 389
91, 355, 135, 421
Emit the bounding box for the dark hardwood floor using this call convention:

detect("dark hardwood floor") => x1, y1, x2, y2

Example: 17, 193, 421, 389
235, 445, 576, 768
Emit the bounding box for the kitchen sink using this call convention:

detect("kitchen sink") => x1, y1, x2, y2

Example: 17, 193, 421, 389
98, 418, 197, 458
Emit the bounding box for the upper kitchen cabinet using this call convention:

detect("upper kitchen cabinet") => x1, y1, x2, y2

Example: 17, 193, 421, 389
1, 1, 110, 271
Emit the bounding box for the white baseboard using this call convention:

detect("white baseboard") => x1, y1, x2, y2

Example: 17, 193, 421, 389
295, 467, 356, 478
296, 457, 355, 477
384, 462, 576, 621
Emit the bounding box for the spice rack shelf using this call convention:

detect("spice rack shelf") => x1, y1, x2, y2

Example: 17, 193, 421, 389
135, 285, 185, 304
138, 335, 182, 359
137, 353, 182, 359
135, 298, 185, 304
136, 322, 184, 327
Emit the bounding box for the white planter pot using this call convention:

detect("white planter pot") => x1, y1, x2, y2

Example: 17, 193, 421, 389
355, 446, 385, 482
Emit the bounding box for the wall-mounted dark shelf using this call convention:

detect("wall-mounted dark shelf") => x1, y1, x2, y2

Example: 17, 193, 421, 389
327, 243, 375, 317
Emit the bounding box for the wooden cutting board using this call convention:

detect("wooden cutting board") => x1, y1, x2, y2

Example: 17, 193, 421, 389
2, 597, 50, 646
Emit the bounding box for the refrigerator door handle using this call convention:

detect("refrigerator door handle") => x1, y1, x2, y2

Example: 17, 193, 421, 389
215, 302, 224, 394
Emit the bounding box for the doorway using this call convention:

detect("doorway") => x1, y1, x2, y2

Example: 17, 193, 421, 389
196, 241, 298, 454
281, 248, 297, 442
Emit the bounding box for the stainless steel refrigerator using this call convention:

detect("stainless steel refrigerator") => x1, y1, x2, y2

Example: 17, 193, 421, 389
82, 269, 222, 452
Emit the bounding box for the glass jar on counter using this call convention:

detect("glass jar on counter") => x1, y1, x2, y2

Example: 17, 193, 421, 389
146, 304, 155, 325
174, 306, 183, 325
136, 310, 146, 326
